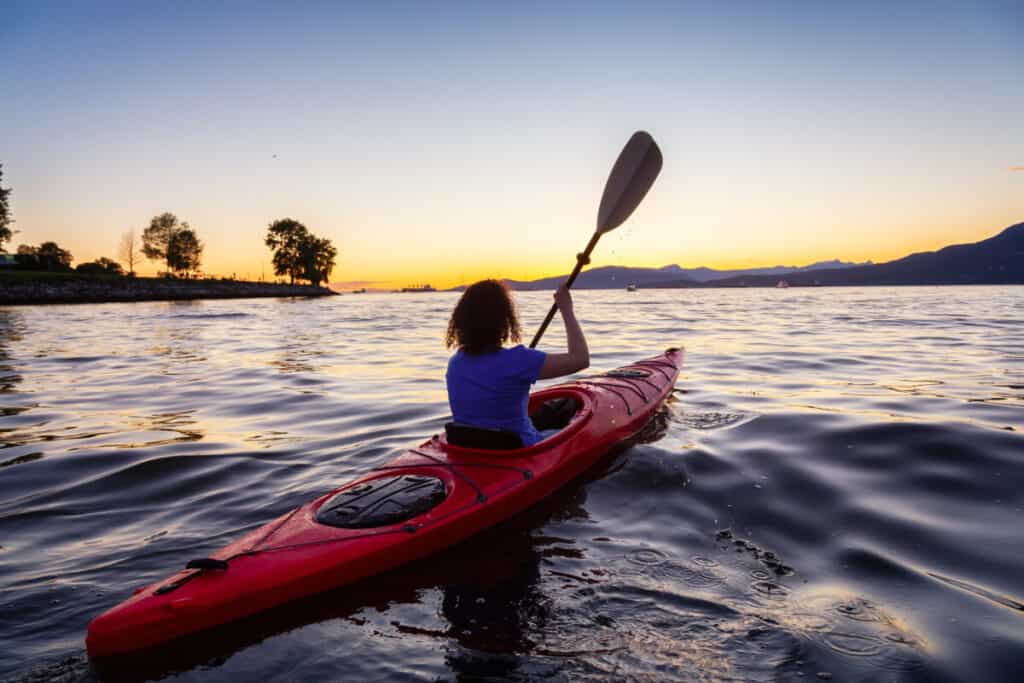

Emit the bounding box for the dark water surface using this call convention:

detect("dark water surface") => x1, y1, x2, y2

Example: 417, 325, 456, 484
1, 287, 1022, 682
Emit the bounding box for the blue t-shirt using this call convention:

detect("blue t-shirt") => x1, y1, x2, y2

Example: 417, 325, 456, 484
446, 344, 548, 447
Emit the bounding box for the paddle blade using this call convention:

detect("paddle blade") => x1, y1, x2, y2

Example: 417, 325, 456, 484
596, 131, 663, 234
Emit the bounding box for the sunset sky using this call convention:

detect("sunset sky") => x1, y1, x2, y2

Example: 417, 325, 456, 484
2, 2, 1022, 288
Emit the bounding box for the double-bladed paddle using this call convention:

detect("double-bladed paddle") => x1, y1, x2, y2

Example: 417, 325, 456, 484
529, 131, 663, 348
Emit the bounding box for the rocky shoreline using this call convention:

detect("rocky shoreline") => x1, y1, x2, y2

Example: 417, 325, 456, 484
0, 277, 338, 305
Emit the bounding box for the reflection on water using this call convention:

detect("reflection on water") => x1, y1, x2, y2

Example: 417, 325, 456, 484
271, 331, 326, 375
1, 287, 1022, 682
0, 308, 25, 397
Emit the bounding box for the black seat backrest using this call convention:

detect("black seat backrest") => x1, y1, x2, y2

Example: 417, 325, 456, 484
445, 422, 523, 450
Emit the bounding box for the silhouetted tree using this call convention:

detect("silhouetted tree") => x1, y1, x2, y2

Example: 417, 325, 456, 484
300, 235, 337, 287
167, 229, 203, 277
118, 229, 140, 276
142, 212, 177, 272
36, 241, 73, 271
0, 164, 12, 252
265, 218, 311, 284
76, 257, 124, 276
14, 244, 38, 269
265, 218, 338, 286
143, 213, 203, 277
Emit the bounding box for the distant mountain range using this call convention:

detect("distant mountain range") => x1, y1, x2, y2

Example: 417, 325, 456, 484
489, 222, 1024, 290
503, 259, 870, 290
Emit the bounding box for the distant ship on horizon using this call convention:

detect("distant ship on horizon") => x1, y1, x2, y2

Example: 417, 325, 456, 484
401, 284, 436, 293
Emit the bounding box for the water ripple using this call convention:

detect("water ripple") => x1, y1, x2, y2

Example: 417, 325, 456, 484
0, 287, 1022, 681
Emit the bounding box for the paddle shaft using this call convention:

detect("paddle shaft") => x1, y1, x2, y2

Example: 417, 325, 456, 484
529, 231, 601, 348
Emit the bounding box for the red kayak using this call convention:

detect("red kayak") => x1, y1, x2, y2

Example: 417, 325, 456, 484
86, 348, 683, 658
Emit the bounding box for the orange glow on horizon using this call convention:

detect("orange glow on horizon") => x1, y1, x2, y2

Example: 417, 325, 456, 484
74, 214, 1019, 292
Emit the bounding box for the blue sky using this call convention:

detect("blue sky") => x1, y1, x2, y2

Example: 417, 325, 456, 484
2, 1, 1021, 284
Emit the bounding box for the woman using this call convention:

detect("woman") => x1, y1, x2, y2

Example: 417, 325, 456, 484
445, 279, 589, 447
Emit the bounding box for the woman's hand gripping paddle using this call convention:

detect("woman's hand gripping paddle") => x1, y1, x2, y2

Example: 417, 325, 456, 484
529, 131, 663, 348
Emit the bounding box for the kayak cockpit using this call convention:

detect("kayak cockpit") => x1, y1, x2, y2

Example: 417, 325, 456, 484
441, 387, 593, 458
444, 395, 581, 450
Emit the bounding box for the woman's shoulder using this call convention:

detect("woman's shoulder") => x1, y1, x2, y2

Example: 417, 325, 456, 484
502, 345, 546, 375
447, 348, 467, 371
450, 346, 541, 366
449, 347, 495, 367
504, 344, 545, 358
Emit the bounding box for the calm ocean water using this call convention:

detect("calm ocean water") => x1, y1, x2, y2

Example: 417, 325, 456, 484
1, 286, 1022, 682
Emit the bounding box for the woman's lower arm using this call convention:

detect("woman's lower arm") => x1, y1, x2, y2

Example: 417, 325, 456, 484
561, 308, 589, 369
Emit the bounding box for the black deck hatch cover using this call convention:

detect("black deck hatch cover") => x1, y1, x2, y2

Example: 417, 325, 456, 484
316, 475, 447, 529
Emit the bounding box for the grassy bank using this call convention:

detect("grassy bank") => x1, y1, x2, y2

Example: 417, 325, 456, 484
0, 269, 105, 283
0, 271, 337, 305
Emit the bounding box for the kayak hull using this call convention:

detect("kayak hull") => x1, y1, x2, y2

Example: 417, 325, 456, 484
86, 348, 683, 658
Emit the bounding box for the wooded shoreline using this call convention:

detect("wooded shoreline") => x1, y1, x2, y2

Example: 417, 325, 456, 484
0, 275, 337, 306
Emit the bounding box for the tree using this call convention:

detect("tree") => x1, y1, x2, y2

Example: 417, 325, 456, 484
265, 218, 338, 286
299, 235, 337, 287
76, 257, 124, 276
14, 244, 38, 269
167, 229, 203, 277
36, 241, 73, 271
0, 164, 12, 252
265, 218, 311, 284
118, 229, 140, 276
143, 212, 185, 275
142, 213, 203, 277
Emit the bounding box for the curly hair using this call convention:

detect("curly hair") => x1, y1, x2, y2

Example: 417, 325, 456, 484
445, 279, 522, 354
